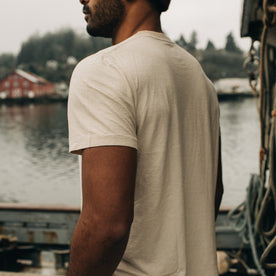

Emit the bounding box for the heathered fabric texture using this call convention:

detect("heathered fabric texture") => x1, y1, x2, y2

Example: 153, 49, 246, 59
68, 31, 220, 276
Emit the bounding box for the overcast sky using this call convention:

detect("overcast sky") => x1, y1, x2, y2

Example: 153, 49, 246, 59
0, 0, 251, 55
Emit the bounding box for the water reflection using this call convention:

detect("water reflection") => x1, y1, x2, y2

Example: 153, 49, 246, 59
0, 98, 261, 207
0, 103, 80, 205
220, 97, 260, 207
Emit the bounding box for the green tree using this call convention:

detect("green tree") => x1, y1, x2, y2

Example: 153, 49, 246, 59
205, 40, 216, 51
201, 50, 246, 81
225, 32, 242, 54
3, 28, 249, 84
175, 34, 187, 48
0, 53, 16, 80
16, 28, 111, 83
187, 31, 198, 52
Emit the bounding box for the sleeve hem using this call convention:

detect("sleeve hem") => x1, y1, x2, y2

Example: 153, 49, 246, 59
69, 134, 138, 154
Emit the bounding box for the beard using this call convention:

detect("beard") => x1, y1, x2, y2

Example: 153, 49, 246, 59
84, 0, 125, 38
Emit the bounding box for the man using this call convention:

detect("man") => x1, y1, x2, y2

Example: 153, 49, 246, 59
67, 0, 223, 275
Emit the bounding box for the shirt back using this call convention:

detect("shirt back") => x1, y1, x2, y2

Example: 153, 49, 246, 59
68, 31, 220, 276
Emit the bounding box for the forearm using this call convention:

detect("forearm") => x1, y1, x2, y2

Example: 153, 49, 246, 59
68, 215, 130, 276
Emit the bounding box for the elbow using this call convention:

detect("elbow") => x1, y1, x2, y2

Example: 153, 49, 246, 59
99, 212, 133, 243
107, 220, 132, 242
80, 213, 133, 244
95, 219, 132, 245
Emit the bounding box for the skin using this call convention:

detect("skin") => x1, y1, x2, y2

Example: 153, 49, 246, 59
68, 0, 223, 274
81, 0, 162, 45
68, 1, 162, 275
68, 146, 137, 276
83, 0, 125, 38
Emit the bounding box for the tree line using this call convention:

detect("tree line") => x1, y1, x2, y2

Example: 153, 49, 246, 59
175, 31, 247, 81
0, 28, 248, 83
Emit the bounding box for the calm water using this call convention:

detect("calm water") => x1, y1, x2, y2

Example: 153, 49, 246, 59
0, 98, 260, 207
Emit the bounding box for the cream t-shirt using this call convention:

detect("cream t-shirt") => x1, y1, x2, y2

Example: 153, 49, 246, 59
68, 31, 220, 276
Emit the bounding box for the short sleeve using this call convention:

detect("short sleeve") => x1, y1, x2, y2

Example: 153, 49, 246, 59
68, 54, 137, 154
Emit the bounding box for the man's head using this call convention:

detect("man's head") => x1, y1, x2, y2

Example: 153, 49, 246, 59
80, 0, 171, 38
81, 0, 125, 38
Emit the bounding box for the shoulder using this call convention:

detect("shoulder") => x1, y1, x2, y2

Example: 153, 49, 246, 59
71, 47, 115, 81
73, 40, 141, 83
70, 49, 125, 93
68, 45, 138, 111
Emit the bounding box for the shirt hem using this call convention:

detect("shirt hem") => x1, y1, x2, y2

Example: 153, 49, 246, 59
69, 134, 138, 154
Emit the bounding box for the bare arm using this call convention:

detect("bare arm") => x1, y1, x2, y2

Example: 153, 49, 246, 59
215, 135, 223, 220
68, 146, 137, 276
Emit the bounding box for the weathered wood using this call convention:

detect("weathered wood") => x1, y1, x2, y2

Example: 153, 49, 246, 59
0, 203, 80, 212
0, 204, 246, 250
0, 205, 79, 246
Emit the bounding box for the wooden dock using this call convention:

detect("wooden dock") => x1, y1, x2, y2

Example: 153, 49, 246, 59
0, 204, 249, 275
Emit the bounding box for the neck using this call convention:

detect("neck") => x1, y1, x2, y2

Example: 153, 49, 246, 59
112, 1, 162, 45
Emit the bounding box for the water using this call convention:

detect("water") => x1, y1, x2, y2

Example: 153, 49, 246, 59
220, 97, 260, 207
0, 102, 80, 205
0, 97, 260, 208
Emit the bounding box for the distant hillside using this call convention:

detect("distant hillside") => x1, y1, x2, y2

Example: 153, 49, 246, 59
0, 28, 111, 83
0, 29, 249, 83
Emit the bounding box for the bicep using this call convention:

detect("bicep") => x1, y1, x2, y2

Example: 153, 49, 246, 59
81, 146, 137, 224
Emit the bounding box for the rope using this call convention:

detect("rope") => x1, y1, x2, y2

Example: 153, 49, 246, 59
228, 175, 266, 275
245, 179, 266, 276
267, 5, 276, 13
260, 236, 276, 269
259, 23, 268, 174
263, 0, 276, 26
232, 0, 276, 273
255, 0, 276, 270
259, 0, 276, 172
256, 95, 276, 269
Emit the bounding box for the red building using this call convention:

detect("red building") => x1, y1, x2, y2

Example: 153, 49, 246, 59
0, 69, 55, 99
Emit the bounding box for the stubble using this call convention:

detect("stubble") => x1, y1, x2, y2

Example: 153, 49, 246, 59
86, 0, 125, 38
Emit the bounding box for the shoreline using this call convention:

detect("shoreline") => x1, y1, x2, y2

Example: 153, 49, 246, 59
0, 92, 256, 105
